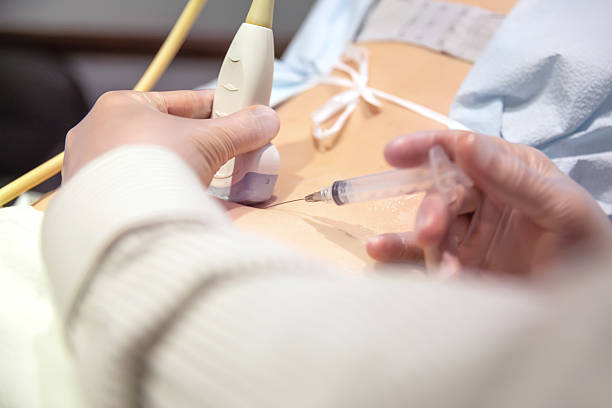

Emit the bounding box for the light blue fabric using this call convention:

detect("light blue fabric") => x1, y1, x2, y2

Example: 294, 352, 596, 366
451, 0, 612, 214
271, 0, 375, 105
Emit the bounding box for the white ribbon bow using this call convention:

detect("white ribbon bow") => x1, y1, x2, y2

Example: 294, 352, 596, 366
311, 45, 469, 145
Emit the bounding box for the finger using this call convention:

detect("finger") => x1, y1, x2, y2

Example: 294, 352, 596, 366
437, 251, 462, 279
454, 198, 500, 268
366, 232, 423, 262
384, 130, 464, 168
415, 192, 450, 247
142, 90, 216, 118
202, 106, 280, 165
384, 129, 508, 168
454, 132, 567, 229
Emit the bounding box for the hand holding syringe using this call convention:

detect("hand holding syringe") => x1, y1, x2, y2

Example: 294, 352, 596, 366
301, 146, 473, 206
265, 145, 473, 272
265, 145, 472, 271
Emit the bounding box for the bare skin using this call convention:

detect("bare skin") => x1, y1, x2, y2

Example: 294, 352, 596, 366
65, 91, 611, 278
63, 89, 279, 186
367, 131, 612, 276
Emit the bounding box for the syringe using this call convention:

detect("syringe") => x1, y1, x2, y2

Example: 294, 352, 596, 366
304, 146, 473, 205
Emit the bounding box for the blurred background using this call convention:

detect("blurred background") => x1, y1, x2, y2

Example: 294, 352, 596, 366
0, 0, 316, 194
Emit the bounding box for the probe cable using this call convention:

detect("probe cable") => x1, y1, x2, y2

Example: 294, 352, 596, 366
0, 0, 209, 206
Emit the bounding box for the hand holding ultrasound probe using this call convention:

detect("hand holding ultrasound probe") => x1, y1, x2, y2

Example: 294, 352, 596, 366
7, 0, 612, 275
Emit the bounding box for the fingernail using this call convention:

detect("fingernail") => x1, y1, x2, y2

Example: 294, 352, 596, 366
366, 235, 389, 262
251, 106, 280, 140
437, 252, 461, 279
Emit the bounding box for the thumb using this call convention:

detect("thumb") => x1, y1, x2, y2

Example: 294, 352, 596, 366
455, 133, 566, 230
203, 106, 280, 167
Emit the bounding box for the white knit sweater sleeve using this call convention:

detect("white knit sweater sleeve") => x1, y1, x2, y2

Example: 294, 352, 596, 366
41, 146, 612, 408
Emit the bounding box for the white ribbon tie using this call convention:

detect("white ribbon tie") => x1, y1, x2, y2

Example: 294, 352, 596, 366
311, 45, 469, 145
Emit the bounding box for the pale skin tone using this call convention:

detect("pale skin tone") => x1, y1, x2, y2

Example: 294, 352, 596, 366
64, 90, 612, 277
367, 131, 612, 276
33, 0, 527, 267
63, 90, 279, 186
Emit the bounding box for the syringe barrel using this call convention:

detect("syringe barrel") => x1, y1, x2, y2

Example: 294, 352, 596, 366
331, 167, 434, 205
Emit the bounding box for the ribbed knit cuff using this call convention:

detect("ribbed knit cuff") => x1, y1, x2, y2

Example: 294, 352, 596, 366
42, 146, 230, 322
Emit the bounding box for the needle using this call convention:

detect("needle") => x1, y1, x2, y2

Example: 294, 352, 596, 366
264, 198, 304, 208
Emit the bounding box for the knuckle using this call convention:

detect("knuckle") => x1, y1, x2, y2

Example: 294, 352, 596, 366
181, 91, 198, 117
64, 128, 76, 149
512, 164, 533, 192
513, 142, 559, 174
142, 92, 167, 113
198, 129, 236, 167
98, 90, 120, 102
546, 181, 592, 230
96, 90, 129, 108
491, 153, 528, 193
65, 128, 76, 143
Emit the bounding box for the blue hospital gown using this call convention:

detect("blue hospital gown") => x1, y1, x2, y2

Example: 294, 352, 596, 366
451, 0, 612, 214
